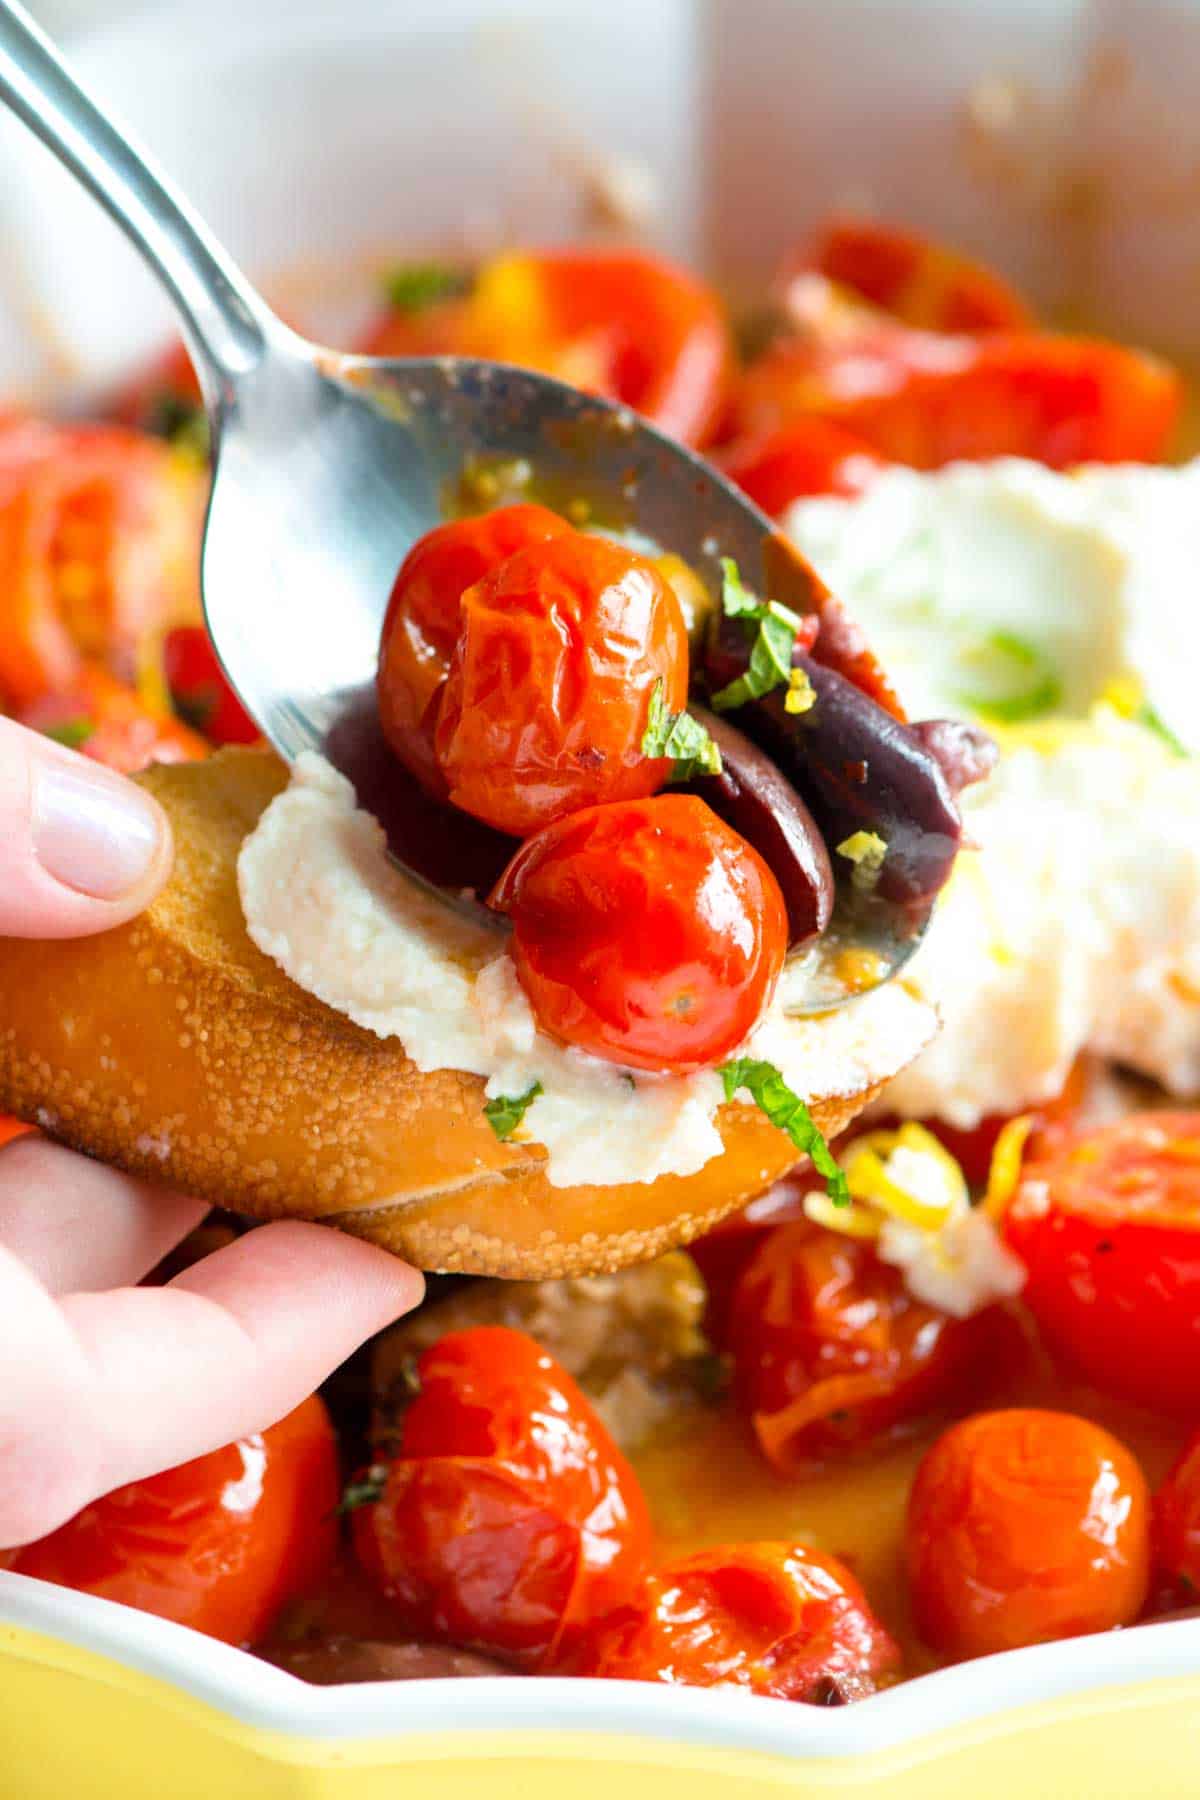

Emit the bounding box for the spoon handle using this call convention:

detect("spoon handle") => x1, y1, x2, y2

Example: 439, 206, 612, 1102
0, 0, 277, 402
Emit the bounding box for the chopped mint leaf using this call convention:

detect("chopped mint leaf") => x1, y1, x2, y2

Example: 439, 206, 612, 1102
1137, 701, 1189, 758
641, 681, 722, 781
956, 630, 1062, 724
485, 1081, 544, 1141
335, 1465, 387, 1516
720, 1058, 849, 1206
710, 558, 805, 713
382, 261, 468, 313
42, 717, 94, 749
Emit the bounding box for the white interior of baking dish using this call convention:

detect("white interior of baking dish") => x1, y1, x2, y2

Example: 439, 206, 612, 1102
2, 0, 1200, 1752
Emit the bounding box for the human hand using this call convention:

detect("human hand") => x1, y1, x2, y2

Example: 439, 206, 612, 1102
0, 720, 424, 1548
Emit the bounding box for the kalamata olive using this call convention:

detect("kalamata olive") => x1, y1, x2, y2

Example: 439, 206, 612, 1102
264, 1636, 517, 1684
703, 622, 962, 912
681, 706, 833, 951
910, 718, 998, 795
763, 531, 905, 719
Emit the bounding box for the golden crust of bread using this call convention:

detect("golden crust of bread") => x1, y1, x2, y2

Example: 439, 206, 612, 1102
0, 749, 880, 1276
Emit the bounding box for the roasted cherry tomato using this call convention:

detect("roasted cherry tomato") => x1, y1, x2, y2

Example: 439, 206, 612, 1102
352, 1327, 651, 1669
163, 624, 259, 746
11, 1397, 339, 1647
435, 532, 689, 837
0, 418, 203, 709
1004, 1112, 1200, 1414
377, 505, 570, 792
687, 1175, 812, 1349
571, 1541, 900, 1700
363, 248, 733, 448
907, 1409, 1151, 1659
793, 216, 1034, 333
728, 1220, 1002, 1470
720, 419, 887, 515
1152, 1431, 1200, 1607
737, 310, 1181, 469
490, 794, 787, 1073
0, 1116, 32, 1149
18, 664, 207, 774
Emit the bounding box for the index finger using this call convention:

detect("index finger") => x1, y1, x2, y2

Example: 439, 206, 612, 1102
0, 1221, 423, 1548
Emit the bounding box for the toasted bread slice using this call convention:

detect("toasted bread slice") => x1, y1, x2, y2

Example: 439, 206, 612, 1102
0, 750, 913, 1275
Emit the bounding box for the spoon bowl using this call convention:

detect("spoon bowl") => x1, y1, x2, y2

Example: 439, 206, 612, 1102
0, 0, 930, 1012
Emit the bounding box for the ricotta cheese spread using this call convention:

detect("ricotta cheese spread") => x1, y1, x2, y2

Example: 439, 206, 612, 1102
238, 753, 936, 1189
788, 458, 1200, 1126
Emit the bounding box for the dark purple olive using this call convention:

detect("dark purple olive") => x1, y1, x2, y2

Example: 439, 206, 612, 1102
910, 719, 998, 796
703, 622, 963, 912
263, 1636, 517, 1685
681, 706, 834, 951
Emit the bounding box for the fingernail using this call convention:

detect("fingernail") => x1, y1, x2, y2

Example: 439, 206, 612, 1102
33, 760, 167, 901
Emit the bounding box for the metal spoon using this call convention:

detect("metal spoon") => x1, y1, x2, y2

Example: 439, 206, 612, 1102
0, 0, 926, 1012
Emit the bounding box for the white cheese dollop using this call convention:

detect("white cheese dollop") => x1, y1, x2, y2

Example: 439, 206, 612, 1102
238, 753, 936, 1189
787, 458, 1200, 1128
788, 457, 1200, 748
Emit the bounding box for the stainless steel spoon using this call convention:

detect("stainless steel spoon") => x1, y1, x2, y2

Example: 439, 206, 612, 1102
0, 0, 927, 1011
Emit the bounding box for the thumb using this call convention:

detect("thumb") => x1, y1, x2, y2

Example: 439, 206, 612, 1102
0, 716, 174, 938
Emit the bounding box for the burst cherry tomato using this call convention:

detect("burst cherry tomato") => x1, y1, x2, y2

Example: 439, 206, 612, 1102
161, 625, 259, 746
18, 664, 207, 773
352, 1327, 651, 1669
11, 1397, 339, 1646
793, 216, 1034, 333
435, 531, 689, 837
720, 419, 887, 515
728, 1220, 1003, 1470
737, 311, 1181, 469
490, 795, 787, 1072
687, 1175, 811, 1348
0, 419, 204, 709
376, 505, 569, 792
1004, 1112, 1200, 1414
571, 1541, 900, 1699
363, 248, 733, 448
1152, 1431, 1200, 1607
907, 1409, 1150, 1658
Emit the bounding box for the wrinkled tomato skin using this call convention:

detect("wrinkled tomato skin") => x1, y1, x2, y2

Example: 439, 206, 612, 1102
352, 1327, 651, 1670
1005, 1113, 1200, 1415
1152, 1431, 1200, 1607
377, 505, 570, 793
435, 533, 689, 837
0, 419, 203, 710
737, 326, 1181, 470
18, 664, 208, 773
11, 1397, 339, 1647
728, 1220, 1005, 1470
720, 420, 887, 515
794, 216, 1034, 333
570, 1541, 900, 1699
907, 1409, 1151, 1659
163, 625, 259, 746
365, 249, 732, 448
490, 794, 787, 1073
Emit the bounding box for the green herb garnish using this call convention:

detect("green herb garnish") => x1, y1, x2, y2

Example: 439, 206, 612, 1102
641, 680, 722, 782
146, 390, 210, 459
42, 717, 94, 750
335, 1465, 387, 1516
484, 1081, 544, 1141
719, 1058, 849, 1206
709, 557, 805, 713
382, 261, 469, 314
1137, 701, 1189, 759
956, 630, 1062, 724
